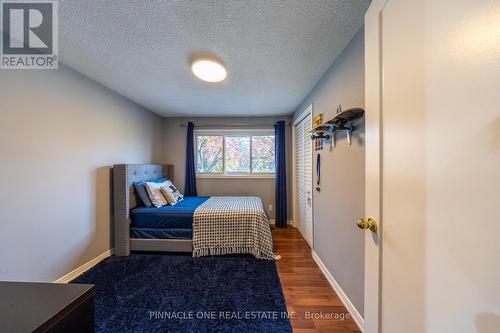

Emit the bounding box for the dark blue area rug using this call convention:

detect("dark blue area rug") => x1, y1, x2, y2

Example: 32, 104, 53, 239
72, 253, 291, 333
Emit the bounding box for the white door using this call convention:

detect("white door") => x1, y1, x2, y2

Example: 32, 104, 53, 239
363, 1, 386, 332
293, 105, 313, 247
366, 0, 500, 332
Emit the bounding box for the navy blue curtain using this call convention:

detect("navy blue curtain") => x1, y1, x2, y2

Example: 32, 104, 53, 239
274, 121, 287, 228
184, 122, 198, 196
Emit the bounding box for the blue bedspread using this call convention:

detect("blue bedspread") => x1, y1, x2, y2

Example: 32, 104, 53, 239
130, 196, 209, 239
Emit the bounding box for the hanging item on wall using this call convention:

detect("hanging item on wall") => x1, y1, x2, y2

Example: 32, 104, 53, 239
316, 153, 321, 191
310, 107, 365, 148
314, 137, 326, 152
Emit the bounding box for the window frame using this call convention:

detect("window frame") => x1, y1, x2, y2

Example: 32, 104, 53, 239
195, 128, 276, 179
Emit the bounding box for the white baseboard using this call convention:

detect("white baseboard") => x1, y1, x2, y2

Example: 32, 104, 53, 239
312, 250, 365, 331
269, 219, 293, 226
54, 249, 114, 283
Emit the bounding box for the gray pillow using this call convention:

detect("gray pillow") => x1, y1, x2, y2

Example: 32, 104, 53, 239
134, 183, 153, 207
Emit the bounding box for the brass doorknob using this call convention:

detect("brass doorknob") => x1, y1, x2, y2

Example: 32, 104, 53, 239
357, 217, 378, 232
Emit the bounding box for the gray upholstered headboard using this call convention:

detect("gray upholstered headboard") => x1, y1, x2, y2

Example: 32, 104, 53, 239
113, 164, 174, 256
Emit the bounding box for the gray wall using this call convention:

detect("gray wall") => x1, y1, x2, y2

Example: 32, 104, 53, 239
163, 116, 292, 220
0, 65, 163, 282
293, 28, 365, 316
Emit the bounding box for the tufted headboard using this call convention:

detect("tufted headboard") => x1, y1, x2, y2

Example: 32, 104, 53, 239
113, 164, 174, 256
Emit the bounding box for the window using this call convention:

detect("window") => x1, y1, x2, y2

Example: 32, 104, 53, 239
196, 135, 223, 173
196, 130, 275, 177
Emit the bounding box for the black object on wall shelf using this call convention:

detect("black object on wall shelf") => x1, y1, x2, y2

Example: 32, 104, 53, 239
310, 106, 365, 146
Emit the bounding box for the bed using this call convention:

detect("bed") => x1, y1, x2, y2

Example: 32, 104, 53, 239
113, 164, 278, 259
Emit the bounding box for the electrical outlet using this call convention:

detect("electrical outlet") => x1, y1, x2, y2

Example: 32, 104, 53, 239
268, 204, 273, 212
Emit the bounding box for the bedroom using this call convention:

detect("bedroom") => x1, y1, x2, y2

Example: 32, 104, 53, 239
0, 1, 499, 333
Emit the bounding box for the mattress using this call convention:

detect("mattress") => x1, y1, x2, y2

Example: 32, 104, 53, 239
130, 196, 209, 239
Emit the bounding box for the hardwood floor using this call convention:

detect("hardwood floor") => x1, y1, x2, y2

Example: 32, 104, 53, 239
272, 226, 361, 333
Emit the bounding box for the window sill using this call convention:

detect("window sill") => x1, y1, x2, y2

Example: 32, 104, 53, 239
196, 174, 275, 180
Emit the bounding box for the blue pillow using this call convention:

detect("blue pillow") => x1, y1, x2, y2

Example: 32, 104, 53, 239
134, 177, 167, 207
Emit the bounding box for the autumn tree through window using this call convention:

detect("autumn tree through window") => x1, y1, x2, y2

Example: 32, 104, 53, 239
196, 130, 275, 176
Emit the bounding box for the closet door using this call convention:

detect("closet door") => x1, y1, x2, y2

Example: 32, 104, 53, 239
294, 106, 313, 247
295, 120, 305, 236
302, 113, 313, 246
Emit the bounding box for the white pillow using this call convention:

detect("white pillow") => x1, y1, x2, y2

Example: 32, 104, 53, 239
160, 182, 184, 206
144, 181, 170, 208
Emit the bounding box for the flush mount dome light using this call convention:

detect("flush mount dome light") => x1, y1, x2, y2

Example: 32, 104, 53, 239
191, 58, 227, 83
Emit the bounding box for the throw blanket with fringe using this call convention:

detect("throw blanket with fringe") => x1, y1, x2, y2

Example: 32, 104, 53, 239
192, 196, 280, 260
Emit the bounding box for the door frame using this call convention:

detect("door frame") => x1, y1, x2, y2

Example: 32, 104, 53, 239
292, 104, 314, 247
364, 0, 388, 332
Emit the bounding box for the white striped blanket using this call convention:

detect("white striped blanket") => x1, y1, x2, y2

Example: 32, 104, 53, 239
192, 196, 280, 260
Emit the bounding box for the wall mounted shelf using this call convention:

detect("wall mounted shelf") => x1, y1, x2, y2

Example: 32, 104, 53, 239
310, 107, 365, 146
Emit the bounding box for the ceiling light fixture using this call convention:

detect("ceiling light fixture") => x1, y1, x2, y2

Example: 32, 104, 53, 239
191, 58, 227, 83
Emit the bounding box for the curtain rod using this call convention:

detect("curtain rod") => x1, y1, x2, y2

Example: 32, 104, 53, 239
179, 122, 290, 128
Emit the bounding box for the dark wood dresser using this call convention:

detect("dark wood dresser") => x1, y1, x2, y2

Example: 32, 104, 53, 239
0, 281, 95, 333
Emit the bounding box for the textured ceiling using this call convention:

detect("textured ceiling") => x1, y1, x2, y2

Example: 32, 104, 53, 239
59, 0, 370, 117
